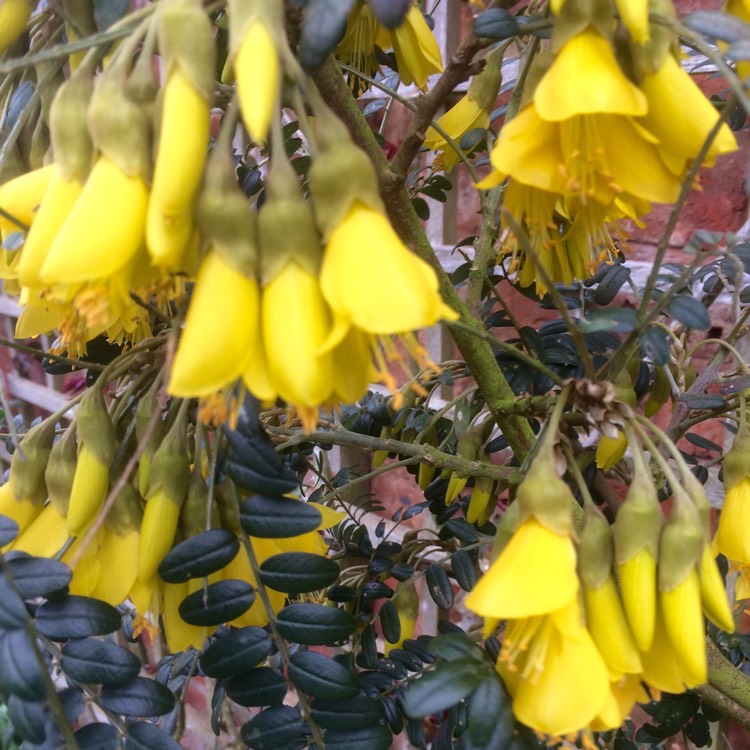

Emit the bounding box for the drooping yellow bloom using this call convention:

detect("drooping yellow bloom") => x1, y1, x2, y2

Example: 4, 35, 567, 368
0, 482, 42, 540
618, 547, 658, 651
716, 476, 750, 564
320, 201, 458, 343
465, 518, 578, 619
66, 445, 110, 536
499, 600, 610, 737
169, 250, 260, 397
138, 489, 182, 583
590, 675, 649, 732
639, 53, 737, 174
596, 431, 628, 471
424, 96, 489, 172
163, 578, 209, 652
614, 0, 650, 44
0, 164, 54, 232
0, 0, 32, 54
390, 5, 443, 90
39, 156, 148, 284
699, 545, 735, 632
10, 502, 70, 559
724, 0, 750, 80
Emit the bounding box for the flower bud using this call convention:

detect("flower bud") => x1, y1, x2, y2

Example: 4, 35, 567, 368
467, 475, 495, 525
45, 421, 78, 516
49, 67, 94, 182
698, 546, 734, 633
9, 417, 56, 506
0, 0, 33, 55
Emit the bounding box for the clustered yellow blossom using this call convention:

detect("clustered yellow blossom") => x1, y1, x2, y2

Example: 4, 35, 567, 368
477, 0, 737, 295
466, 402, 734, 740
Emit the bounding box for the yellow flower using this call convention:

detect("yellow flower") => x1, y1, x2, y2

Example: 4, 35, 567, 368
66, 445, 110, 536
424, 95, 490, 172
638, 53, 737, 174
715, 476, 750, 564
699, 545, 735, 632
320, 201, 458, 343
90, 526, 140, 607
390, 5, 443, 90
0, 164, 55, 232
0, 0, 32, 54
138, 489, 182, 583
169, 250, 260, 398
147, 68, 210, 268
590, 675, 649, 732
500, 600, 610, 737
641, 601, 694, 693
465, 518, 578, 619
617, 546, 658, 651
39, 156, 148, 284
614, 0, 650, 44
259, 259, 333, 428
724, 0, 750, 80
0, 482, 42, 540
10, 502, 69, 559
234, 18, 280, 142
596, 431, 628, 471
163, 578, 209, 652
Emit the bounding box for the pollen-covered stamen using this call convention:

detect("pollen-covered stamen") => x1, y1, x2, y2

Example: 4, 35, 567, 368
197, 392, 231, 426
500, 615, 544, 672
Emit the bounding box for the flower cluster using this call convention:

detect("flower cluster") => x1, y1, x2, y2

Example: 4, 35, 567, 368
477, 0, 737, 294
465, 405, 733, 740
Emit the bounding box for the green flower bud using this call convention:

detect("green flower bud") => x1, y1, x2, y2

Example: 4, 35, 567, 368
44, 422, 78, 516
9, 417, 56, 506
578, 503, 613, 591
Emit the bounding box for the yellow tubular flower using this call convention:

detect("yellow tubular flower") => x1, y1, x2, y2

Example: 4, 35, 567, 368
699, 546, 735, 632
147, 69, 210, 267
641, 602, 688, 694
584, 576, 642, 675
590, 675, 649, 732
138, 489, 181, 583
509, 600, 610, 737
0, 0, 32, 54
0, 164, 55, 232
234, 21, 279, 142
389, 5, 443, 90
0, 482, 42, 539
423, 96, 490, 172
66, 445, 110, 536
65, 528, 104, 596
596, 431, 628, 471
660, 568, 707, 687
40, 156, 148, 284
163, 579, 208, 652
10, 502, 69, 559
725, 0, 750, 79
618, 547, 657, 651
639, 53, 737, 173
330, 325, 375, 405
261, 259, 333, 417
169, 250, 260, 397
534, 29, 647, 121
91, 527, 140, 606
320, 201, 458, 342
465, 518, 578, 619
715, 476, 750, 563
615, 0, 650, 44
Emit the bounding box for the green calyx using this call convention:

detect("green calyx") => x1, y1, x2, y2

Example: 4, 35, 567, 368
44, 422, 78, 516
723, 427, 750, 492
196, 146, 259, 278
50, 67, 94, 182
181, 459, 210, 539
105, 482, 144, 535
157, 0, 216, 100
227, 0, 283, 57
551, 0, 615, 52
147, 401, 191, 506
9, 418, 56, 505
467, 45, 505, 112
77, 388, 116, 466
578, 503, 614, 590
657, 494, 704, 591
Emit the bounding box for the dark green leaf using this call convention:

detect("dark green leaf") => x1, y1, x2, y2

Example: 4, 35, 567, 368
288, 650, 360, 700
259, 552, 339, 594
425, 565, 454, 609
61, 638, 141, 686
310, 696, 385, 729
580, 308, 637, 334
685, 10, 750, 42
93, 0, 129, 29
680, 394, 727, 410
685, 433, 722, 453
158, 529, 239, 584
6, 556, 71, 598
125, 721, 181, 749
7, 695, 46, 743
412, 196, 430, 220
178, 579, 255, 627
99, 677, 176, 717
403, 661, 483, 718
639, 327, 670, 366
0, 572, 29, 629
687, 713, 711, 748
593, 264, 630, 305
35, 596, 121, 640
667, 295, 710, 330
239, 495, 321, 538
379, 600, 401, 644
473, 7, 520, 39
276, 603, 356, 645
0, 630, 47, 700
74, 722, 119, 750
240, 706, 305, 750
519, 327, 547, 363
430, 633, 481, 661
368, 0, 410, 28
225, 667, 287, 707
0, 515, 19, 546
324, 726, 392, 750
200, 626, 272, 679
466, 677, 513, 750
451, 550, 477, 592
299, 0, 355, 70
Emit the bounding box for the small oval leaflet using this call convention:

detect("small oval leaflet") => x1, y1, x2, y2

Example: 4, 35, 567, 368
7, 695, 47, 744
259, 552, 339, 594
61, 638, 141, 686
473, 7, 520, 39
0, 573, 29, 630
239, 495, 322, 538
124, 720, 182, 750
275, 603, 356, 645
0, 629, 47, 700
240, 705, 305, 750
6, 556, 72, 598
378, 600, 401, 644
426, 564, 454, 609
35, 596, 122, 640
310, 696, 385, 730
287, 650, 361, 700
224, 666, 287, 708
324, 726, 393, 750
200, 626, 272, 679
451, 549, 477, 592
73, 722, 119, 750
158, 529, 240, 584
99, 677, 176, 718
0, 515, 19, 546
178, 579, 255, 627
